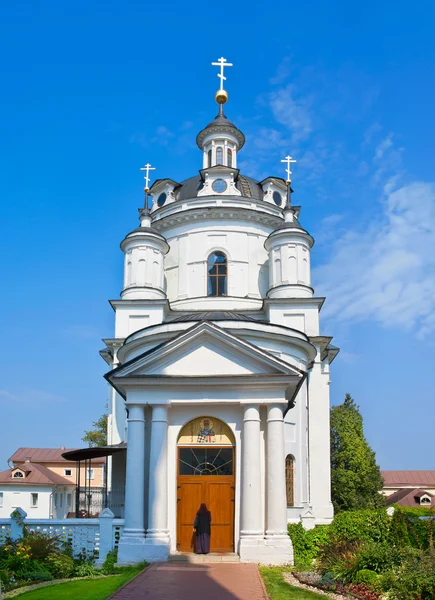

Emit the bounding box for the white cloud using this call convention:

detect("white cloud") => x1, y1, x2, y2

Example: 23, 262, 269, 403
374, 133, 394, 159
268, 85, 312, 142
270, 57, 293, 85
314, 181, 435, 338
253, 127, 289, 151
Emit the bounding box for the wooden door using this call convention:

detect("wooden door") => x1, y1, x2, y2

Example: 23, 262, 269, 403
176, 445, 235, 553
206, 477, 234, 552
177, 480, 203, 552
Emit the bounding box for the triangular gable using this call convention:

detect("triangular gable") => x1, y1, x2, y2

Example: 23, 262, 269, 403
109, 321, 302, 379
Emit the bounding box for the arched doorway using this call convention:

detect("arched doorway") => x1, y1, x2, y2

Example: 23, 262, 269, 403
177, 417, 235, 553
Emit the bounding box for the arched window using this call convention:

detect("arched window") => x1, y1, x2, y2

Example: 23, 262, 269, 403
207, 252, 227, 297
13, 471, 24, 478
208, 149, 212, 167
227, 148, 233, 167
285, 455, 295, 507
216, 147, 223, 165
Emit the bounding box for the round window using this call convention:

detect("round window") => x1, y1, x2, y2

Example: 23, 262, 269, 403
212, 179, 227, 194
157, 192, 167, 207
273, 191, 282, 206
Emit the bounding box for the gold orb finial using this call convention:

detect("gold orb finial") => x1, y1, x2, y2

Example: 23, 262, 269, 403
215, 89, 228, 105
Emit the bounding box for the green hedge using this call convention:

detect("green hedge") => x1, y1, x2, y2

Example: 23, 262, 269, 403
389, 506, 435, 550
329, 508, 390, 543
288, 522, 330, 568
288, 507, 435, 571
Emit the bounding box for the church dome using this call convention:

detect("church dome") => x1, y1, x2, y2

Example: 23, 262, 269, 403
175, 173, 263, 201
196, 111, 245, 150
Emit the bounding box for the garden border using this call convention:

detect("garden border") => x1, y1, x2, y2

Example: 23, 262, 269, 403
3, 574, 117, 598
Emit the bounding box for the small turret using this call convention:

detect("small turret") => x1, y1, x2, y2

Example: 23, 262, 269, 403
264, 157, 314, 299
120, 164, 169, 300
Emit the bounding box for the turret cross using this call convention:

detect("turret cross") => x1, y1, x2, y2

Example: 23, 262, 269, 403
281, 155, 297, 184
140, 162, 156, 191
212, 57, 233, 91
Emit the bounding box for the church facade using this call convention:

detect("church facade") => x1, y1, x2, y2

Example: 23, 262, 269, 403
101, 63, 338, 565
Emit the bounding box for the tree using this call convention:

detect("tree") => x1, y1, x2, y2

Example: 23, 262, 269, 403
330, 393, 385, 512
82, 407, 108, 447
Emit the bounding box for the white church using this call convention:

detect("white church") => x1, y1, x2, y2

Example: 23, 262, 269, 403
100, 58, 339, 565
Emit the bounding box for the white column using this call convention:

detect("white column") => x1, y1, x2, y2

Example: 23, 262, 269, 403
240, 404, 262, 538
266, 404, 288, 538
144, 405, 170, 560
122, 404, 146, 538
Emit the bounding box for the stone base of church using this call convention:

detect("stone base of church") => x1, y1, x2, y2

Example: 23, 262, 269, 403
117, 536, 170, 564
117, 537, 148, 565
239, 536, 294, 566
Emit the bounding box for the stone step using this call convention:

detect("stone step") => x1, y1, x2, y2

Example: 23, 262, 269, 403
169, 552, 240, 563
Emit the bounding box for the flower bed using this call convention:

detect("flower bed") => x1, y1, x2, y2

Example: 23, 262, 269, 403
288, 507, 435, 600
0, 531, 134, 594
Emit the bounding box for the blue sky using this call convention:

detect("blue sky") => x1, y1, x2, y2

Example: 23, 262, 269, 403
1, 1, 434, 470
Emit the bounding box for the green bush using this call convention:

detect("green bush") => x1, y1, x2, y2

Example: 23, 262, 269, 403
287, 522, 331, 568
388, 508, 411, 547
0, 554, 36, 577
101, 549, 118, 574
46, 552, 75, 578
354, 569, 379, 587
0, 568, 13, 590
329, 509, 390, 544
73, 562, 99, 577
384, 548, 435, 600
354, 541, 401, 574
21, 530, 61, 559
21, 566, 53, 583
317, 538, 363, 581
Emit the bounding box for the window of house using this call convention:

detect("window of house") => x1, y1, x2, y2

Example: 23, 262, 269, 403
0, 492, 3, 507
207, 252, 227, 297
208, 149, 212, 167
420, 496, 431, 504
64, 469, 72, 477
31, 493, 38, 507
87, 469, 94, 480
54, 493, 58, 507
216, 147, 223, 165
13, 471, 24, 478
285, 454, 295, 507
67, 493, 72, 506
60, 493, 63, 507
227, 148, 232, 167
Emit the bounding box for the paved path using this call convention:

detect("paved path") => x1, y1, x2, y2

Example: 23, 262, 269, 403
111, 563, 268, 600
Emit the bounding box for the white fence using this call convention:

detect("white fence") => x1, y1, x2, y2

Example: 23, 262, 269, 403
0, 507, 124, 565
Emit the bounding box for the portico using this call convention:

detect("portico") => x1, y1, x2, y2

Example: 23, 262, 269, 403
107, 320, 310, 564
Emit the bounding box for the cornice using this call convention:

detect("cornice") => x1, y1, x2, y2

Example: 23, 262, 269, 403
152, 203, 283, 233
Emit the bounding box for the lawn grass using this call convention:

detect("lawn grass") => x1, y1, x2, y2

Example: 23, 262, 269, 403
15, 566, 144, 600
259, 567, 326, 600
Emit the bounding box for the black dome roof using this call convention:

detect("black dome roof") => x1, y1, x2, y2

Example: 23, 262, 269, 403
175, 174, 264, 201
196, 110, 245, 149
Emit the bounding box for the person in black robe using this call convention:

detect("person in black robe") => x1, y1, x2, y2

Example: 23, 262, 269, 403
193, 503, 212, 554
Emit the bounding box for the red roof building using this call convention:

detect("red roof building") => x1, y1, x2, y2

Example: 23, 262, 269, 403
382, 470, 435, 508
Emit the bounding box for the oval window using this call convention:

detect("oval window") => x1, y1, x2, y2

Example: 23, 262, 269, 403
273, 191, 282, 206
157, 192, 167, 207
212, 179, 227, 194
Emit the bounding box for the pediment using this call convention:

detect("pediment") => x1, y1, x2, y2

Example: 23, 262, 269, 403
109, 322, 302, 379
